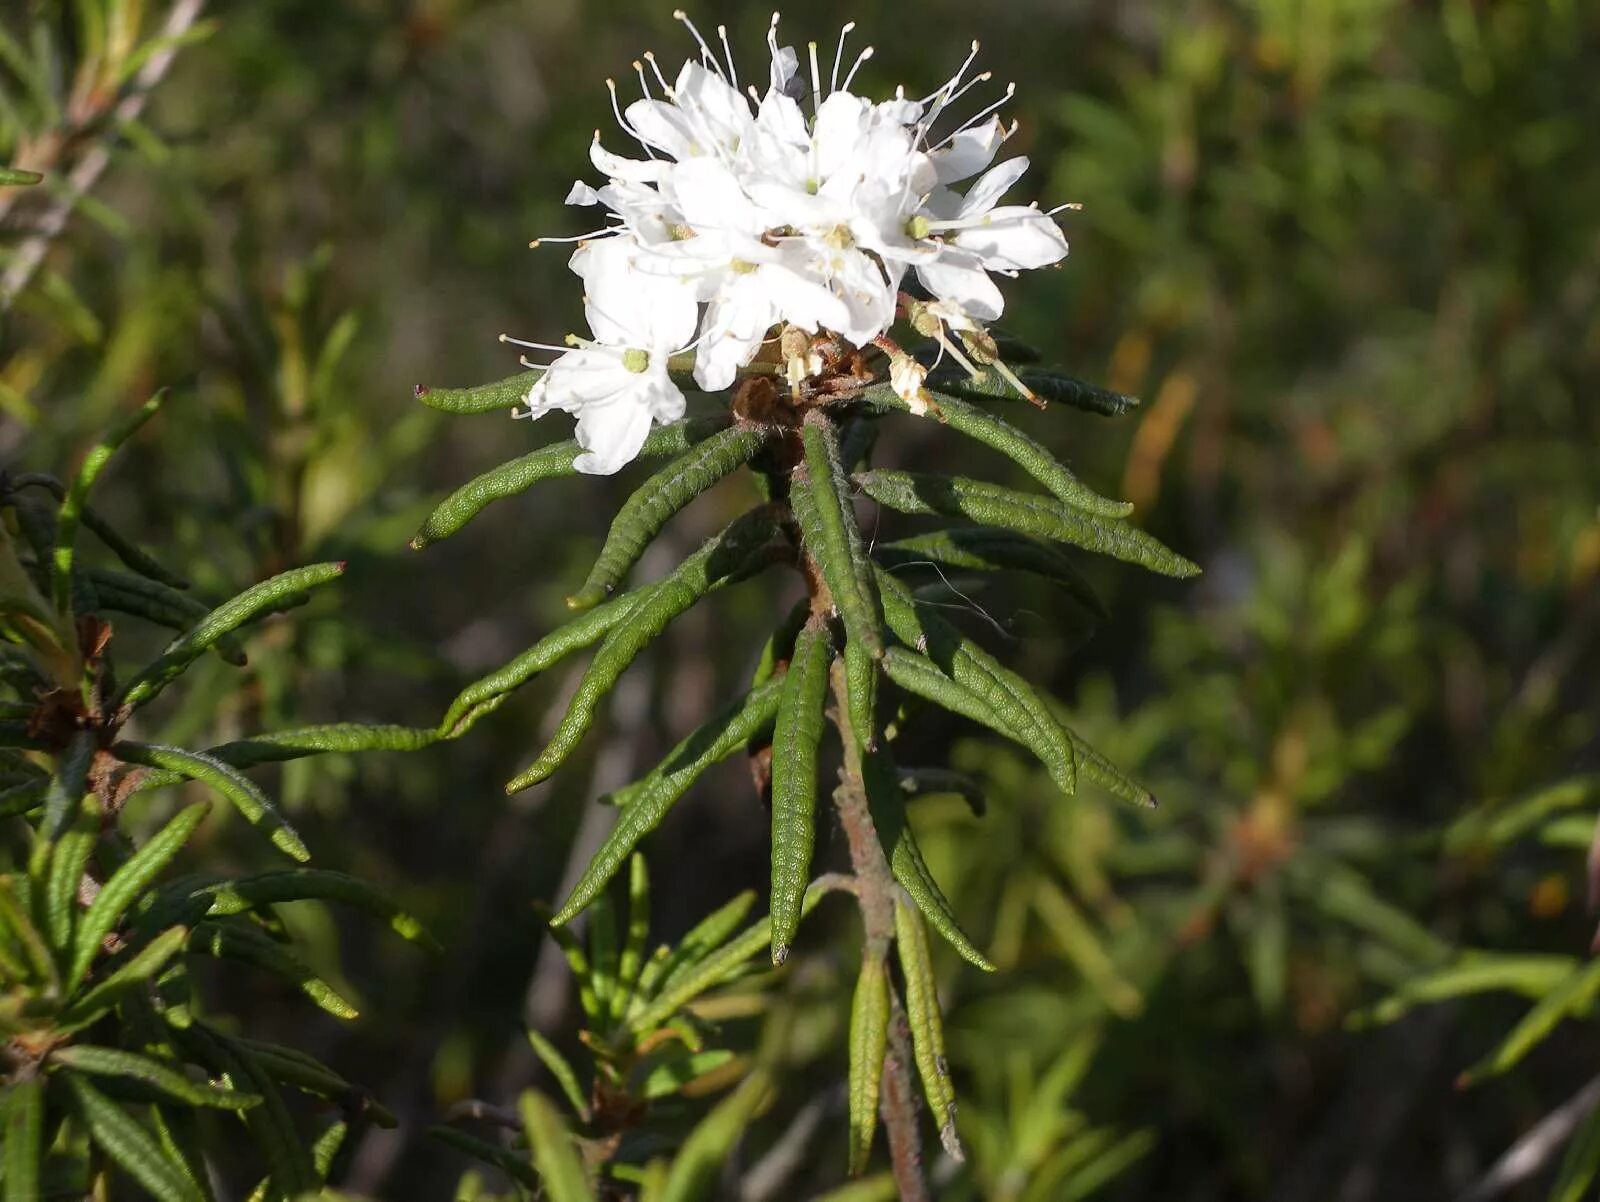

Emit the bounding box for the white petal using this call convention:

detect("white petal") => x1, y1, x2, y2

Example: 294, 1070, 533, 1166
590, 138, 665, 183
565, 180, 601, 206
953, 207, 1068, 270
673, 62, 754, 148
931, 117, 1006, 184
571, 396, 656, 475
760, 261, 852, 335
576, 238, 700, 350
671, 156, 766, 233
916, 254, 1005, 322
624, 99, 695, 159
755, 89, 809, 149
694, 279, 775, 392
959, 156, 1030, 217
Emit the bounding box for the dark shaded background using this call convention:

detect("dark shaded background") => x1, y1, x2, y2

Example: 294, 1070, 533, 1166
3, 0, 1598, 1197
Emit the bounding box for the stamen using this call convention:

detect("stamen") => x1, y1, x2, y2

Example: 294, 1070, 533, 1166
921, 40, 980, 106
528, 225, 621, 247
840, 45, 874, 93
673, 11, 724, 77
501, 333, 585, 355
767, 12, 785, 90
1046, 201, 1083, 216
939, 81, 1016, 146
717, 24, 739, 89
633, 60, 652, 98
605, 78, 657, 158
830, 21, 856, 94
642, 51, 672, 94
808, 40, 822, 115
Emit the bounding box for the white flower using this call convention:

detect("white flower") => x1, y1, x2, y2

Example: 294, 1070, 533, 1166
518, 238, 699, 474
913, 157, 1068, 322
505, 12, 1077, 466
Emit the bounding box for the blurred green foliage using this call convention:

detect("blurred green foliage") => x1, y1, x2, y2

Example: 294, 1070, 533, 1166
3, 0, 1597, 1198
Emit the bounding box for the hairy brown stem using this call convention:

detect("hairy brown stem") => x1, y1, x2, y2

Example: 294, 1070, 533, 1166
828, 654, 931, 1202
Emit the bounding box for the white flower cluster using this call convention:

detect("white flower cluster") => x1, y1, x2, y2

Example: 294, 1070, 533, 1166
512, 12, 1070, 474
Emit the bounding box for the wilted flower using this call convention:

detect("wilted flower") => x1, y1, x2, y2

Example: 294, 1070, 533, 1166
511, 12, 1071, 473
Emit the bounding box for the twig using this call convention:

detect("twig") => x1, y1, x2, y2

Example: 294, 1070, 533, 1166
1457, 1073, 1600, 1202
0, 0, 207, 312
828, 657, 931, 1202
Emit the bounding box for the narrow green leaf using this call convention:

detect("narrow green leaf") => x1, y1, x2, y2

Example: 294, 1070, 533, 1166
149, 1104, 217, 1202
58, 926, 189, 1029
526, 1028, 590, 1121
1551, 1093, 1600, 1202
201, 723, 438, 768
871, 385, 1130, 516
0, 875, 59, 990
751, 598, 810, 690
53, 393, 165, 615
647, 891, 757, 1000
428, 1125, 541, 1188
510, 508, 784, 792
612, 854, 651, 1021
69, 803, 209, 987
41, 727, 94, 843
411, 413, 732, 547
638, 1049, 736, 1099
543, 918, 603, 1026
628, 886, 826, 1037
74, 502, 189, 590
1034, 880, 1143, 1017
552, 678, 784, 924
114, 743, 308, 862
119, 562, 346, 710
569, 425, 772, 608
877, 568, 1076, 796
44, 793, 98, 948
847, 954, 890, 1175
899, 767, 986, 817
927, 368, 1139, 417
412, 371, 533, 414
1462, 958, 1600, 1083
0, 778, 48, 818
659, 1071, 771, 1202
876, 527, 1107, 620
440, 589, 641, 738
0, 166, 43, 186
64, 1073, 204, 1202
769, 618, 833, 963
588, 888, 619, 1018
1350, 952, 1576, 1029
179, 1024, 319, 1191
189, 921, 358, 1019
196, 868, 438, 950
863, 749, 993, 971
858, 471, 1199, 578
220, 1032, 393, 1124
894, 899, 962, 1160
843, 639, 878, 754
86, 569, 244, 663
794, 414, 885, 657
519, 1090, 595, 1202
2, 1077, 43, 1202
51, 1045, 259, 1109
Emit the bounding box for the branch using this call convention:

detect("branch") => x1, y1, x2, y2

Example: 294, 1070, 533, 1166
0, 0, 207, 312
828, 657, 931, 1202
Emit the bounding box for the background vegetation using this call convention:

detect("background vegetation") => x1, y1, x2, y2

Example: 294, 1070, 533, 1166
3, 0, 1597, 1197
